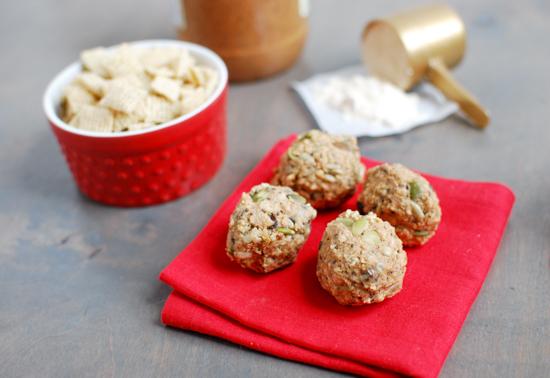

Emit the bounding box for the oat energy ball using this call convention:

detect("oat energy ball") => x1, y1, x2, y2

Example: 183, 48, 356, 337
357, 163, 442, 247
317, 210, 407, 305
226, 183, 317, 273
272, 130, 364, 210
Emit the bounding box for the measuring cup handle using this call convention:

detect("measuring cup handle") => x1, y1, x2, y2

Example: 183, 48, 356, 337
426, 58, 490, 128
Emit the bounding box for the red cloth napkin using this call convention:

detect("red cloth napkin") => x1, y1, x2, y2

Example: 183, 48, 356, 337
160, 135, 515, 377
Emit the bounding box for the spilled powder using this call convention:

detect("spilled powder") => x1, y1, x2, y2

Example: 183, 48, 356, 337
313, 75, 421, 128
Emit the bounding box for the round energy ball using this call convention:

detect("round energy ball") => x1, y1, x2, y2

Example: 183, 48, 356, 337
272, 130, 364, 210
357, 163, 442, 247
226, 183, 317, 273
317, 210, 407, 305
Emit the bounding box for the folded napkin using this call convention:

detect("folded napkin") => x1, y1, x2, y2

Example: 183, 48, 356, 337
292, 66, 458, 137
160, 136, 515, 377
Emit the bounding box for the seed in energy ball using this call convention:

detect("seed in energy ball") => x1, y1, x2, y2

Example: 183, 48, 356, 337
226, 183, 317, 273
316, 210, 407, 305
357, 163, 442, 247
272, 130, 365, 210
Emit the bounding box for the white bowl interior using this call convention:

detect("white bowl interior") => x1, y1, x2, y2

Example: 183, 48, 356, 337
43, 40, 228, 138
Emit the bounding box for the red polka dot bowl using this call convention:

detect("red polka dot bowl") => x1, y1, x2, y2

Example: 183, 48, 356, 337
43, 40, 228, 207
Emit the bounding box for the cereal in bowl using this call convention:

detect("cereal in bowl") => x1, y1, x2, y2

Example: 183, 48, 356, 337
60, 43, 218, 133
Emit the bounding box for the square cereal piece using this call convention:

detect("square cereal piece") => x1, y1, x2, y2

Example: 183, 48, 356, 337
145, 65, 174, 78
69, 104, 114, 132
81, 47, 110, 78
180, 87, 207, 114
99, 78, 148, 114
104, 44, 143, 79
172, 50, 195, 78
140, 47, 180, 69
144, 95, 178, 124
62, 84, 96, 121
151, 76, 180, 102
113, 111, 141, 132
114, 73, 151, 91
186, 66, 206, 87
135, 72, 153, 91
75, 72, 107, 97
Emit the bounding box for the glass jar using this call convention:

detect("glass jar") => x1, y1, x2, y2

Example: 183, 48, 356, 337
177, 0, 309, 82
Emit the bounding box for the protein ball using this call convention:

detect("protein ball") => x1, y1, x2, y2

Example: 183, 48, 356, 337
317, 210, 407, 305
357, 163, 442, 247
272, 130, 364, 210
226, 183, 317, 273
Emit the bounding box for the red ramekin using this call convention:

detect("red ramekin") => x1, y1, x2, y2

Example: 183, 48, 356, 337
43, 40, 228, 207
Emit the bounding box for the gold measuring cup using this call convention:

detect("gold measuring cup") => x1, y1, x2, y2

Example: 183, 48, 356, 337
362, 4, 490, 128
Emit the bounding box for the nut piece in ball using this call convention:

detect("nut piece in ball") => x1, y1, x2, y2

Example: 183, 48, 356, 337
227, 183, 317, 273
317, 210, 407, 305
357, 163, 441, 247
272, 130, 364, 210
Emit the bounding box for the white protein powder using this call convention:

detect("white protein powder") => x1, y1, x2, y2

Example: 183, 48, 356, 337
313, 75, 421, 128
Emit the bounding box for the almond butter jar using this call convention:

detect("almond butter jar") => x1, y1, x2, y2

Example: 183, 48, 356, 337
177, 0, 309, 82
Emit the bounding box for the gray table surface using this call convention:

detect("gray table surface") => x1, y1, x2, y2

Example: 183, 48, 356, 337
1, 0, 549, 377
